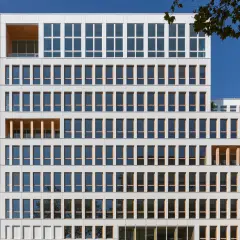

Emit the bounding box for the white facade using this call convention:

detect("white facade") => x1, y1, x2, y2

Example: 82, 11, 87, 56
0, 13, 239, 240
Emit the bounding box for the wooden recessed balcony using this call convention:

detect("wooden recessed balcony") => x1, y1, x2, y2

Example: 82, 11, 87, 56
6, 24, 38, 57
6, 119, 60, 139
212, 146, 240, 165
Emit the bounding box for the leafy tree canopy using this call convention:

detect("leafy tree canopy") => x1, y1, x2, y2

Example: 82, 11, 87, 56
164, 0, 240, 39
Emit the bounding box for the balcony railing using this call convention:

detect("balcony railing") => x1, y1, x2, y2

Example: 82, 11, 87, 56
8, 53, 38, 57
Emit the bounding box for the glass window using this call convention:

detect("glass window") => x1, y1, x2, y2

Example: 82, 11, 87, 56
65, 23, 81, 57
116, 119, 124, 138
127, 23, 144, 57
86, 23, 102, 57
220, 119, 227, 138
33, 92, 40, 111
168, 92, 175, 111
64, 172, 72, 192
200, 92, 206, 111
12, 199, 20, 218
85, 119, 93, 138
43, 172, 51, 192
168, 146, 175, 165
168, 65, 175, 84
127, 146, 134, 165
75, 173, 82, 192
12, 66, 20, 84
116, 146, 123, 165
95, 92, 103, 111
64, 92, 72, 111
137, 119, 144, 138
95, 146, 103, 165
64, 119, 72, 138
75, 92, 82, 111
95, 65, 103, 84
74, 146, 82, 165
95, 119, 102, 138
75, 65, 82, 84
200, 119, 206, 138
137, 66, 144, 85
54, 199, 61, 219
168, 119, 175, 138
148, 119, 155, 138
54, 146, 61, 165
12, 172, 20, 192
127, 66, 134, 85
190, 24, 206, 57
158, 65, 165, 84
127, 119, 134, 138
5, 92, 9, 112
148, 23, 164, 57
189, 65, 196, 84
23, 92, 30, 111
158, 92, 165, 111
106, 65, 113, 84
64, 146, 72, 165
179, 92, 186, 111
43, 92, 51, 111
74, 119, 82, 138
116, 92, 123, 111
33, 172, 40, 192
85, 172, 92, 192
33, 66, 40, 84
12, 146, 20, 165
116, 66, 123, 84
85, 66, 92, 84
179, 65, 186, 84
43, 66, 51, 84
85, 92, 92, 111
179, 119, 186, 138
23, 199, 30, 218
64, 199, 72, 218
23, 66, 30, 84
189, 119, 196, 138
137, 93, 144, 111
54, 92, 61, 111
44, 199, 51, 219
12, 92, 20, 111
200, 65, 206, 84
147, 66, 155, 84
158, 119, 165, 138
169, 24, 185, 57
106, 92, 113, 111
33, 146, 40, 165
64, 65, 72, 84
33, 199, 41, 218
54, 172, 61, 192
106, 23, 123, 57
53, 65, 61, 84
85, 146, 92, 165
210, 119, 217, 138
5, 65, 9, 85
137, 146, 144, 165
106, 173, 113, 192
127, 92, 134, 111
148, 92, 155, 111
189, 92, 196, 111
44, 23, 61, 57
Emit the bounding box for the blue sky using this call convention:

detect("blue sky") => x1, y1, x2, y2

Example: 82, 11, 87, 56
1, 0, 239, 99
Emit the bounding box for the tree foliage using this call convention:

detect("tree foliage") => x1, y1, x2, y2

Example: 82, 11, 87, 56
164, 0, 240, 39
